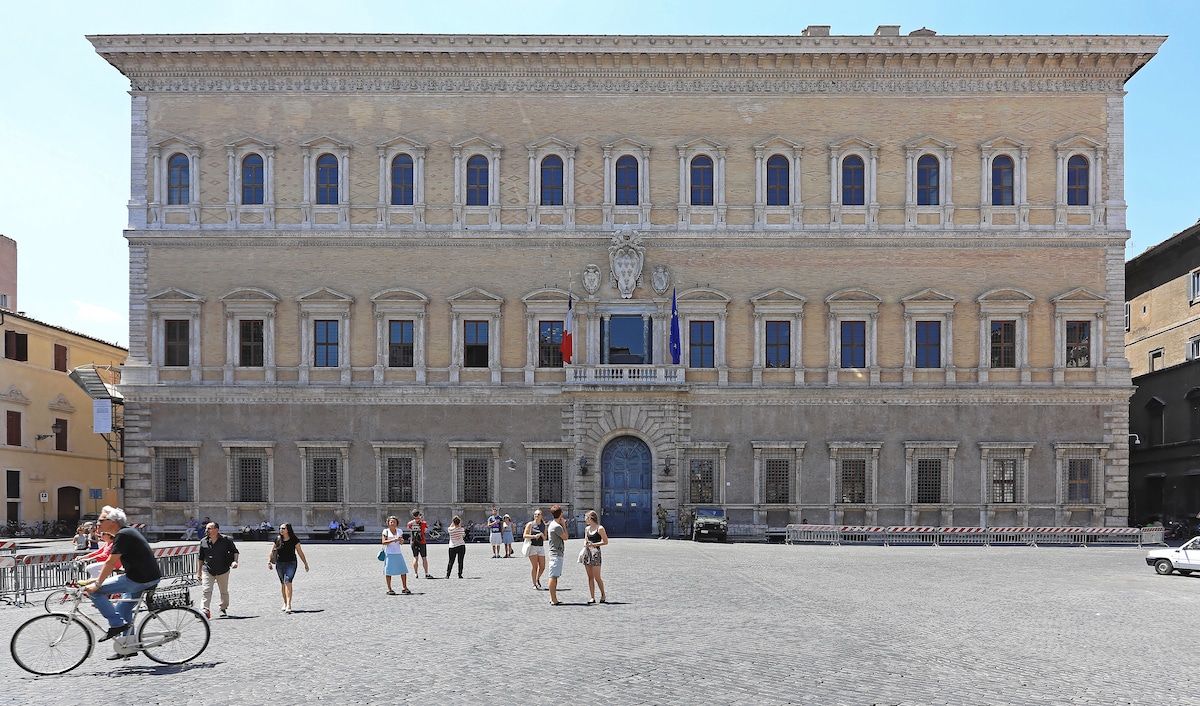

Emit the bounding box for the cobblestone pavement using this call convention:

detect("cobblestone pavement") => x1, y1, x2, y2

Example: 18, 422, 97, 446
2, 538, 1198, 705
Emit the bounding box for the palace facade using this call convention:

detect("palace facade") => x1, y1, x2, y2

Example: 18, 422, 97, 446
91, 26, 1163, 535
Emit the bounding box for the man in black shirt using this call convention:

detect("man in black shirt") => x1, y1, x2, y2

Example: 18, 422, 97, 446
197, 521, 239, 618
86, 506, 161, 645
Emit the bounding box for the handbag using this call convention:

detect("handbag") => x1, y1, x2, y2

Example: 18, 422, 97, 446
269, 546, 278, 564
521, 539, 532, 557
577, 546, 587, 564
377, 548, 386, 562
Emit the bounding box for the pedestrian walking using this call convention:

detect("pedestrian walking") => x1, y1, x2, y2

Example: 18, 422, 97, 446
408, 509, 432, 578
501, 514, 515, 558
73, 524, 89, 550
488, 507, 503, 558
523, 509, 547, 589
582, 510, 608, 604
656, 503, 668, 539
198, 521, 240, 618
546, 504, 568, 606
267, 522, 309, 613
445, 515, 467, 579
382, 515, 411, 595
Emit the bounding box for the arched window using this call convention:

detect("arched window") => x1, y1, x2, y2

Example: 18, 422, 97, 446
167, 153, 190, 205
315, 154, 339, 205
842, 155, 865, 206
540, 155, 564, 206
916, 155, 939, 206
615, 156, 638, 206
391, 154, 414, 206
690, 155, 714, 206
241, 154, 264, 205
466, 155, 488, 206
1066, 155, 1089, 206
766, 155, 789, 206
991, 155, 1014, 206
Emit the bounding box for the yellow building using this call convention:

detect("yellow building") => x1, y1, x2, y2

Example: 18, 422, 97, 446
91, 27, 1161, 534
1, 310, 126, 531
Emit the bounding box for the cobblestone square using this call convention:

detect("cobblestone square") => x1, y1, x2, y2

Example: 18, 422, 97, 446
2, 539, 1196, 705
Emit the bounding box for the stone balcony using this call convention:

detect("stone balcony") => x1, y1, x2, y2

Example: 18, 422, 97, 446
567, 365, 685, 385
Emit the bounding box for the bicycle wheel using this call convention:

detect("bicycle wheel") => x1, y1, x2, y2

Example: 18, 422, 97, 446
44, 588, 73, 613
138, 607, 209, 664
10, 614, 93, 675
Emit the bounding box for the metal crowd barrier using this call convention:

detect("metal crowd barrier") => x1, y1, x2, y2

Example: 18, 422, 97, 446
727, 523, 768, 542
0, 543, 199, 606
784, 525, 1161, 548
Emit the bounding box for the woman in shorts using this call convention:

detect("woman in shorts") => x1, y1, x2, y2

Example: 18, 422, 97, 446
582, 509, 608, 604
381, 515, 410, 595
523, 509, 547, 589
267, 523, 309, 613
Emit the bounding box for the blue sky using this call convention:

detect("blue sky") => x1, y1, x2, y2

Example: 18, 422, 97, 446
1, 0, 1195, 346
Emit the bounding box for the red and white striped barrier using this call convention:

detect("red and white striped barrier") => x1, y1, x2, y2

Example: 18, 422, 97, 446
0, 555, 15, 569
785, 525, 1162, 547
152, 545, 198, 557
0, 540, 16, 551
20, 552, 79, 565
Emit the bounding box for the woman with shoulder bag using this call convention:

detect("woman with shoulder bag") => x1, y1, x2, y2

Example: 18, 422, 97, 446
523, 510, 547, 590
267, 523, 309, 613
382, 516, 411, 595
582, 510, 608, 604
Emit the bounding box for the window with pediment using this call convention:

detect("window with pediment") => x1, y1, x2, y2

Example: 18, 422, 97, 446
903, 136, 955, 227
371, 287, 429, 384
1054, 135, 1106, 228
526, 137, 576, 228
220, 287, 279, 383
676, 288, 731, 384
826, 289, 881, 384
676, 138, 726, 228
224, 137, 275, 227
750, 288, 806, 385
375, 135, 427, 228
828, 137, 879, 228
1051, 288, 1106, 379
147, 288, 204, 382
901, 289, 956, 383
449, 288, 504, 383
980, 137, 1029, 229
603, 138, 651, 226
296, 287, 354, 384
300, 136, 350, 228
453, 138, 502, 229
976, 288, 1035, 383
521, 289, 572, 383
150, 137, 201, 227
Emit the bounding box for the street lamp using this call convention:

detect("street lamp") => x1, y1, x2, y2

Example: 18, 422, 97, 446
36, 422, 64, 442
661, 454, 673, 476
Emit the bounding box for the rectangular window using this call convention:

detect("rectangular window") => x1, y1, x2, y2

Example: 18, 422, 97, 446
915, 458, 943, 503
839, 458, 867, 504
764, 458, 790, 504
6, 411, 20, 446
689, 321, 715, 368
314, 320, 338, 367
308, 452, 340, 503
388, 320, 415, 368
1065, 321, 1090, 368
765, 321, 791, 369
385, 456, 414, 504
5, 330, 28, 361
991, 458, 1017, 503
990, 320, 1016, 368
538, 321, 564, 368
914, 321, 941, 368
1149, 348, 1164, 372
463, 321, 489, 368
1124, 302, 1130, 332
840, 321, 866, 368
689, 459, 715, 504
1189, 336, 1200, 362
232, 450, 267, 503
164, 320, 190, 367
54, 418, 67, 452
537, 458, 564, 504
239, 320, 264, 368
1189, 271, 1200, 304
53, 344, 68, 372
462, 457, 490, 504
6, 470, 18, 503
155, 454, 191, 503
1067, 458, 1092, 503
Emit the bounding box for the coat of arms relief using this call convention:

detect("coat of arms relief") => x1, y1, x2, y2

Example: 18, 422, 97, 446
608, 230, 644, 299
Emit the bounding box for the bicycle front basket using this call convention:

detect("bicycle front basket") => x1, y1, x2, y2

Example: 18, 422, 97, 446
148, 587, 192, 611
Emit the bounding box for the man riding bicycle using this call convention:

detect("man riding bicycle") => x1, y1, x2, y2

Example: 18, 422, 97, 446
85, 506, 162, 649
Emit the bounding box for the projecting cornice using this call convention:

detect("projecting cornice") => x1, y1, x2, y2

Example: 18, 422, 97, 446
88, 33, 1165, 95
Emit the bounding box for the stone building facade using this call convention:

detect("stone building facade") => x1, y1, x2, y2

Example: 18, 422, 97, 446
90, 27, 1163, 535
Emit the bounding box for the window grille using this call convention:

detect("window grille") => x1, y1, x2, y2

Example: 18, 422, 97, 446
231, 449, 267, 503
838, 456, 867, 504
383, 454, 414, 504
688, 457, 716, 504
912, 449, 949, 504
306, 449, 341, 503
1065, 455, 1094, 504
154, 451, 193, 503
461, 456, 490, 504
763, 456, 790, 504
990, 457, 1020, 503
535, 455, 565, 504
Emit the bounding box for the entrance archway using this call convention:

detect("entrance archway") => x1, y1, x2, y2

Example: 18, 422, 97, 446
600, 436, 653, 536
57, 486, 81, 525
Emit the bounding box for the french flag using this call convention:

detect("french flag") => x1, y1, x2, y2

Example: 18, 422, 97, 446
561, 294, 573, 364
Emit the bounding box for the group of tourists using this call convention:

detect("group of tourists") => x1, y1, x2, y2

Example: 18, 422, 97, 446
382, 504, 610, 605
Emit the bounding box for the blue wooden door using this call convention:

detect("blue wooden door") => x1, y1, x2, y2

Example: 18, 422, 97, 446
600, 436, 653, 536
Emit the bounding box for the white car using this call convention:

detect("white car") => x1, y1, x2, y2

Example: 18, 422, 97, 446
1146, 537, 1200, 575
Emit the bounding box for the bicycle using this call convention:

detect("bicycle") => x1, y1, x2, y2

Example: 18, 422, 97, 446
12, 578, 210, 675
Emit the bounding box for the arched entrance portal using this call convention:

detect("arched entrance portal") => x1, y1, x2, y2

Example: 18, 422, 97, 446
600, 436, 653, 536
57, 486, 82, 525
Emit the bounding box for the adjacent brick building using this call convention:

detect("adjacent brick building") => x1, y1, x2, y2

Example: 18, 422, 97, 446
90, 27, 1163, 535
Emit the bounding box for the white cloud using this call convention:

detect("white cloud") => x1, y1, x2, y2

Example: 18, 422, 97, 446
72, 300, 124, 324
